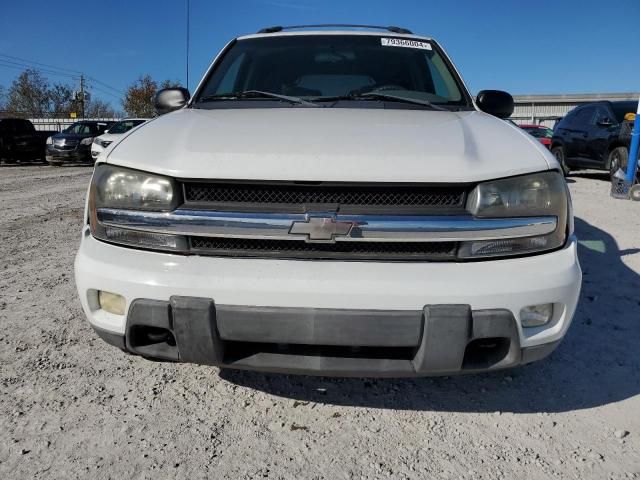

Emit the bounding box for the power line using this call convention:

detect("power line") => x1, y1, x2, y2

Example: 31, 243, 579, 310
0, 53, 124, 96
90, 84, 123, 101
85, 76, 124, 95
0, 60, 79, 79
0, 53, 82, 76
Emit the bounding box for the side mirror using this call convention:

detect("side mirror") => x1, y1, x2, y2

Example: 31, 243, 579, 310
104, 130, 109, 134
476, 90, 514, 119
155, 88, 191, 115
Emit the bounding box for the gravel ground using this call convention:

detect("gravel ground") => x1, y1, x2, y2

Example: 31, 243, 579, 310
1, 164, 639, 480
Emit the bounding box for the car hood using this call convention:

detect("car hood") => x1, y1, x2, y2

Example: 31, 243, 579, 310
106, 108, 554, 183
96, 132, 123, 142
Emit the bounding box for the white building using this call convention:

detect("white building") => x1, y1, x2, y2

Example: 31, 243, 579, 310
511, 92, 640, 127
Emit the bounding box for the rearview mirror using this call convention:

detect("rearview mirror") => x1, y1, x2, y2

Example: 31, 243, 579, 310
476, 90, 514, 119
155, 88, 191, 115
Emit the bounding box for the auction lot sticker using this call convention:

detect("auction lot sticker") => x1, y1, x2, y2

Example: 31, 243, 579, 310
381, 38, 432, 50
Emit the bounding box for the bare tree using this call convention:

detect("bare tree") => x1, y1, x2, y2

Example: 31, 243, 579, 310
49, 83, 75, 116
6, 69, 51, 115
0, 84, 6, 110
85, 98, 116, 118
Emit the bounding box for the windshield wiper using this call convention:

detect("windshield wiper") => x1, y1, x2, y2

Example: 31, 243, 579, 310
197, 90, 319, 107
313, 92, 448, 111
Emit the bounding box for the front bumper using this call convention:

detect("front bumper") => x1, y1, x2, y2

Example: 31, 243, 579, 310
75, 229, 582, 376
46, 145, 91, 163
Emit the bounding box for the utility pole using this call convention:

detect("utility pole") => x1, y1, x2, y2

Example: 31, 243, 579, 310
79, 75, 85, 118
186, 0, 190, 90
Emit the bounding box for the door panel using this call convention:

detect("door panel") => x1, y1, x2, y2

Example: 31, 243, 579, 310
587, 106, 614, 166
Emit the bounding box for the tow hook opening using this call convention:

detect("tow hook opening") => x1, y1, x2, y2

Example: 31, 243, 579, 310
462, 337, 511, 369
130, 326, 176, 347
127, 326, 178, 361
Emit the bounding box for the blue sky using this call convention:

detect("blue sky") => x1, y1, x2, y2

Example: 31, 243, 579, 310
1, 0, 639, 109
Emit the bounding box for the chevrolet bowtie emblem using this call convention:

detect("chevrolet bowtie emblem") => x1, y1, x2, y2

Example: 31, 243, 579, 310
290, 215, 353, 242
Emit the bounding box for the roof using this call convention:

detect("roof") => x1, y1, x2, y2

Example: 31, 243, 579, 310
513, 93, 640, 103
237, 30, 432, 42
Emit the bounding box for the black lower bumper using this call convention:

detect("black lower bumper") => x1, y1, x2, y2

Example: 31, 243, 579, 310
93, 297, 560, 377
46, 147, 91, 163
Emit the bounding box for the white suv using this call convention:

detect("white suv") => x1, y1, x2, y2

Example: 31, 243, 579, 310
75, 25, 581, 376
90, 118, 148, 161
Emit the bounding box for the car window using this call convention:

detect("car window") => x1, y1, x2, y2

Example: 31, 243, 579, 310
64, 122, 89, 134
196, 35, 470, 108
522, 127, 552, 138
593, 106, 611, 125
216, 52, 246, 93
573, 107, 595, 127
107, 120, 146, 134
610, 101, 637, 123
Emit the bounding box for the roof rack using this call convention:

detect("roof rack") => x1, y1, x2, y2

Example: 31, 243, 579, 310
257, 24, 413, 35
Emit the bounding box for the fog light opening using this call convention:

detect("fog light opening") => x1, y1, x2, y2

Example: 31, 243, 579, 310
520, 303, 553, 327
98, 291, 126, 316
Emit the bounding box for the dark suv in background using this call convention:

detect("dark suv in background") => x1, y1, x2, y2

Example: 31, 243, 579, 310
551, 100, 636, 178
46, 120, 113, 166
0, 118, 54, 163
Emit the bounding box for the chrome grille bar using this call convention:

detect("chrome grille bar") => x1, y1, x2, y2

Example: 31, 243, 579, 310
96, 208, 557, 243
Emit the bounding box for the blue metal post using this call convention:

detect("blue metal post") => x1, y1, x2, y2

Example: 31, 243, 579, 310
625, 97, 640, 183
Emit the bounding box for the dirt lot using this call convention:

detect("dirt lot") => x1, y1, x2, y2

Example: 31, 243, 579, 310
0, 164, 639, 479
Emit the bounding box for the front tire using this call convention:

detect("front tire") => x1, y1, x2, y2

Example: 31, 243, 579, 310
608, 146, 628, 181
552, 146, 570, 176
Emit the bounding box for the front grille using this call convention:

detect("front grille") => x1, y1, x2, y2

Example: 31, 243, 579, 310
190, 237, 457, 261
183, 181, 467, 213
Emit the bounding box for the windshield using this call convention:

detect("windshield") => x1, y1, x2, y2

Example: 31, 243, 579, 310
194, 35, 471, 109
522, 126, 553, 138
108, 119, 146, 134
63, 122, 96, 135
610, 101, 637, 123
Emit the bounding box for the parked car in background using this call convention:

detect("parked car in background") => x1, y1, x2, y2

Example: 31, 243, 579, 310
46, 121, 114, 166
520, 124, 553, 149
551, 100, 637, 178
91, 118, 149, 160
0, 118, 54, 164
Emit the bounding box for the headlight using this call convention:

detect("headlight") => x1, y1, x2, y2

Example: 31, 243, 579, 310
80, 137, 94, 146
46, 136, 53, 145
459, 171, 569, 258
93, 137, 101, 145
91, 164, 177, 211
89, 164, 185, 251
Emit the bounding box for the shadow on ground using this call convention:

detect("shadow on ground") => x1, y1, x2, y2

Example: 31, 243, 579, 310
567, 171, 611, 183
0, 159, 93, 168
220, 217, 640, 413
